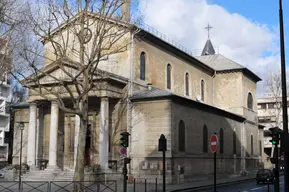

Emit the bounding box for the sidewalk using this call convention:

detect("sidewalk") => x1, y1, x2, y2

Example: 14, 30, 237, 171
119, 171, 258, 192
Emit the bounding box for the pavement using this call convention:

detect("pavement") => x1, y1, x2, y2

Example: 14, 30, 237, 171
190, 176, 284, 192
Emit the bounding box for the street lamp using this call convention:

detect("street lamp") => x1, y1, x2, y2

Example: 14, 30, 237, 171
18, 122, 24, 191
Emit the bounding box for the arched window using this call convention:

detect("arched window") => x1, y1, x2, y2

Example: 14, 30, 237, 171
140, 52, 146, 80
233, 131, 236, 154
167, 64, 171, 89
201, 80, 205, 101
247, 93, 253, 110
251, 135, 254, 156
220, 128, 224, 154
203, 125, 208, 153
185, 73, 189, 96
178, 120, 185, 152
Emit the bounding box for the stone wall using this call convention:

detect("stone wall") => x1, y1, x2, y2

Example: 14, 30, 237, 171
134, 39, 214, 105
171, 99, 244, 178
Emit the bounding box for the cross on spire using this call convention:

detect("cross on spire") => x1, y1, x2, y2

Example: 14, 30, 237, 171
205, 23, 213, 39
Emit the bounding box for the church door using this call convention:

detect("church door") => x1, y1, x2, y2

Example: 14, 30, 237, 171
84, 124, 91, 166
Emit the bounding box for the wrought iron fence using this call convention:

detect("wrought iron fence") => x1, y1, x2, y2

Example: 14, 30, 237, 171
0, 180, 117, 192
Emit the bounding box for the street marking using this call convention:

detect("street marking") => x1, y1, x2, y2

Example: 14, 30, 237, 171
251, 186, 265, 191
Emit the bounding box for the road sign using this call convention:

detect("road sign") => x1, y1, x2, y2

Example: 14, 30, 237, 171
119, 147, 127, 155
210, 134, 218, 153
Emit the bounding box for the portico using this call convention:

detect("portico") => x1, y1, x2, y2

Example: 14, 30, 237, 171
24, 67, 128, 171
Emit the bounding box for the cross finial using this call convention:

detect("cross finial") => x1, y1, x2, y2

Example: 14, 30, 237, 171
205, 23, 213, 39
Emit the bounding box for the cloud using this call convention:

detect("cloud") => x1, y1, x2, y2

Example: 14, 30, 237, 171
138, 0, 280, 96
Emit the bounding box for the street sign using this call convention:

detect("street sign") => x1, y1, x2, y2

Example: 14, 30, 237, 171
119, 147, 127, 155
210, 134, 218, 153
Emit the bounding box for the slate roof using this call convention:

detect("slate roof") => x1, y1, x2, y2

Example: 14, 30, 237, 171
195, 54, 262, 82
131, 86, 246, 122
131, 86, 174, 100
201, 39, 216, 56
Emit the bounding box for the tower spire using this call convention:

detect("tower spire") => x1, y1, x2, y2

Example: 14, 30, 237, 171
201, 23, 215, 56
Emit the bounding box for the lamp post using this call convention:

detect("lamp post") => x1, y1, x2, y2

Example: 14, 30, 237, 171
278, 0, 288, 191
18, 122, 24, 191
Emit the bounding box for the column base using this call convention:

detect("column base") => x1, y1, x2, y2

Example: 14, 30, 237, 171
45, 165, 61, 171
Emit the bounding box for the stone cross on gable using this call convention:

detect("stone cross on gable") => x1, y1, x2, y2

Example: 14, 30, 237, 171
205, 23, 213, 39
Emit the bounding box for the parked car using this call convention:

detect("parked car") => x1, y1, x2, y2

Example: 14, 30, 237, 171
256, 169, 274, 184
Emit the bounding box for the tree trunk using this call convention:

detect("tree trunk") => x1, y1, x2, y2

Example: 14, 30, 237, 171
74, 100, 88, 191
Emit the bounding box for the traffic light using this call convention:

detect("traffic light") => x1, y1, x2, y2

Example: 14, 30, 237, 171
269, 128, 280, 145
120, 131, 130, 148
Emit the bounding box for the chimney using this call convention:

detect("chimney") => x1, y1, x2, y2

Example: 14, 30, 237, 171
121, 0, 131, 23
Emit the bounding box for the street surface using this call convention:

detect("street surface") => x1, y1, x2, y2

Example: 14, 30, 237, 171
192, 176, 284, 192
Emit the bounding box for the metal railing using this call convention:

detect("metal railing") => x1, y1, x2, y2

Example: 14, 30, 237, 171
137, 22, 204, 57
0, 180, 117, 192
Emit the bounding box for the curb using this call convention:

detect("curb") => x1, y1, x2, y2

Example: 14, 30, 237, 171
169, 177, 256, 192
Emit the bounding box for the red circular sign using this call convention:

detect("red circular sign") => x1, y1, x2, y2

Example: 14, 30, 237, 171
210, 134, 218, 153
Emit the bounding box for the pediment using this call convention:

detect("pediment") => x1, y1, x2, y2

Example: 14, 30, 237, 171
24, 63, 82, 86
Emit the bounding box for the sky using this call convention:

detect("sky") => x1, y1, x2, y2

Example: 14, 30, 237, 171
137, 0, 289, 97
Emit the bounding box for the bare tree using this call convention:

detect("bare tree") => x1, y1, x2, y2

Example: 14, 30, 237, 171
12, 0, 140, 187
263, 70, 289, 128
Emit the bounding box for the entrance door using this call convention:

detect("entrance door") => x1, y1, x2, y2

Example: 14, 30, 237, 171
85, 124, 91, 166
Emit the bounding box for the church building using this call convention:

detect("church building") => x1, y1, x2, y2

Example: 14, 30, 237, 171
11, 2, 264, 183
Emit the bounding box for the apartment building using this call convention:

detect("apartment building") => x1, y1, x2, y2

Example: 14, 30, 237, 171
0, 38, 11, 163
257, 96, 287, 168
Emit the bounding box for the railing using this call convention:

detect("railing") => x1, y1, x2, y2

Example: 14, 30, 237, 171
0, 181, 117, 192
137, 22, 205, 57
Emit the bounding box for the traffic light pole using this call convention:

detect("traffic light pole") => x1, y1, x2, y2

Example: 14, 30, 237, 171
275, 144, 280, 192
279, 0, 289, 191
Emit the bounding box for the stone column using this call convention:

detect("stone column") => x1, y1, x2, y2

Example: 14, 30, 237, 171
48, 101, 59, 169
99, 97, 109, 170
36, 106, 44, 167
27, 102, 37, 167
74, 115, 80, 169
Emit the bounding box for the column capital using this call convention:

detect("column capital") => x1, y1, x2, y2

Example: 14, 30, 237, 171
50, 100, 58, 105
29, 102, 37, 106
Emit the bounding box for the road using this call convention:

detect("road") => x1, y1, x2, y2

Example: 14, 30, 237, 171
191, 176, 284, 192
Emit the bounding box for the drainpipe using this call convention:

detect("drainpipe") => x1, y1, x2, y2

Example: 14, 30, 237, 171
128, 28, 140, 175
212, 70, 216, 106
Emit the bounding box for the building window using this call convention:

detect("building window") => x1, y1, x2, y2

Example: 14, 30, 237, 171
247, 93, 253, 109
268, 103, 274, 109
185, 73, 189, 96
179, 120, 185, 152
259, 140, 262, 156
140, 52, 146, 80
220, 128, 224, 154
201, 80, 205, 101
203, 125, 208, 153
233, 131, 236, 154
258, 103, 266, 109
167, 64, 171, 89
251, 135, 254, 156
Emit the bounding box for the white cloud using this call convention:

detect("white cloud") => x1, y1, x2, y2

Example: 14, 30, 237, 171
138, 0, 280, 96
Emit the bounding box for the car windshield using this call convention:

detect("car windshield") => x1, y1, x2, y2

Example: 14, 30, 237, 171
258, 169, 271, 174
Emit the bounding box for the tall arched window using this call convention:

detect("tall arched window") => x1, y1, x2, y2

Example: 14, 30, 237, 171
140, 52, 146, 80
167, 64, 171, 89
178, 120, 185, 152
220, 128, 224, 154
185, 73, 189, 96
203, 125, 208, 153
247, 93, 253, 110
251, 135, 254, 156
201, 80, 205, 101
233, 131, 236, 154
